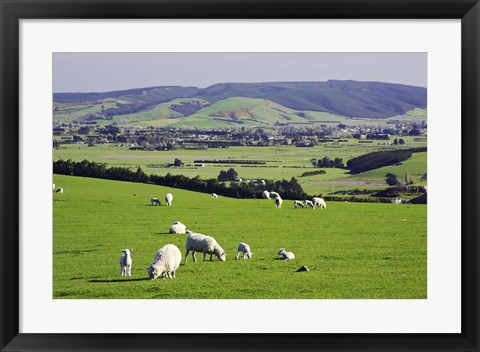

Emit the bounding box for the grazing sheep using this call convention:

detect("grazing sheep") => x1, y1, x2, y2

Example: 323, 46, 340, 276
169, 221, 187, 234
274, 196, 283, 208
151, 197, 161, 206
312, 197, 326, 209
165, 193, 173, 206
278, 248, 295, 260
293, 200, 305, 208
147, 244, 182, 280
392, 197, 402, 204
120, 249, 133, 276
304, 200, 314, 208
211, 193, 218, 198
269, 191, 280, 199
184, 230, 226, 262
262, 190, 271, 199
55, 188, 64, 193
235, 242, 253, 260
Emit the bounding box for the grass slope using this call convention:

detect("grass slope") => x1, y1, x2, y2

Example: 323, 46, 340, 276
53, 175, 427, 299
181, 97, 345, 127
353, 152, 427, 182
111, 98, 211, 126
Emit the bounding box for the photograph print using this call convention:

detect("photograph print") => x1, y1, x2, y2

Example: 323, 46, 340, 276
52, 52, 427, 299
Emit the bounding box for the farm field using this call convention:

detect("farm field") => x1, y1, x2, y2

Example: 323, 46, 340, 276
53, 140, 427, 196
53, 175, 427, 299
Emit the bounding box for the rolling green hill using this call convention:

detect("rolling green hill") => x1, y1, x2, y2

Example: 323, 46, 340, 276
174, 97, 346, 128
53, 80, 427, 127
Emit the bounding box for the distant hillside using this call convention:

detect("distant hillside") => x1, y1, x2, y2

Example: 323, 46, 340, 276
53, 80, 427, 126
197, 81, 426, 118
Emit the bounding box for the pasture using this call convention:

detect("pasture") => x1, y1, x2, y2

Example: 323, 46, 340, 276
53, 175, 427, 299
53, 141, 427, 196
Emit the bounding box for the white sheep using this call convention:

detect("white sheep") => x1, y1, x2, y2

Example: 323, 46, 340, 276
52, 183, 55, 191
274, 196, 283, 208
120, 248, 133, 276
304, 200, 314, 208
55, 188, 64, 193
169, 221, 187, 234
269, 191, 280, 199
293, 200, 305, 208
147, 244, 182, 279
262, 190, 271, 199
165, 193, 173, 206
185, 230, 226, 262
312, 197, 326, 209
235, 242, 253, 260
211, 193, 218, 198
278, 248, 295, 260
151, 197, 161, 206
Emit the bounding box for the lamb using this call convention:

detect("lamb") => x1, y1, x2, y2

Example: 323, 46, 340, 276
274, 196, 283, 208
55, 188, 64, 193
235, 242, 253, 260
262, 190, 271, 199
165, 193, 173, 206
151, 197, 161, 206
304, 200, 314, 208
312, 197, 326, 209
293, 200, 305, 208
184, 230, 226, 262
120, 248, 133, 276
211, 193, 218, 198
169, 221, 187, 234
147, 244, 182, 279
278, 248, 295, 260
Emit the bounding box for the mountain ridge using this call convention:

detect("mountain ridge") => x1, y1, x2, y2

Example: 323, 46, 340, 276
53, 80, 427, 122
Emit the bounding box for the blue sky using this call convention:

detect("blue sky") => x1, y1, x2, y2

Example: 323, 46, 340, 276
53, 52, 427, 93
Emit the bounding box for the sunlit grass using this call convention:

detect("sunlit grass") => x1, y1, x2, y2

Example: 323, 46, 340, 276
53, 175, 427, 299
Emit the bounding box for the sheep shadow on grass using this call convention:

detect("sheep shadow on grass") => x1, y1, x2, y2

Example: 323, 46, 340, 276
89, 278, 150, 283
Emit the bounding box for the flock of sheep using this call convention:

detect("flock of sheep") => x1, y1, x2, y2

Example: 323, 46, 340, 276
120, 224, 256, 280
119, 190, 327, 280
262, 190, 327, 210
120, 224, 297, 280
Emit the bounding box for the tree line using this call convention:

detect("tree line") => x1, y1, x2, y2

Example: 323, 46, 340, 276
313, 156, 345, 168
53, 159, 309, 200
346, 147, 427, 174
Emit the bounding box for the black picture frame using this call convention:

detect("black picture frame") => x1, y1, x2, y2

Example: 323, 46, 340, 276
1, 1, 479, 351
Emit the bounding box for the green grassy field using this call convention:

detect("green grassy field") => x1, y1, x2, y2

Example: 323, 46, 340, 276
53, 175, 427, 299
